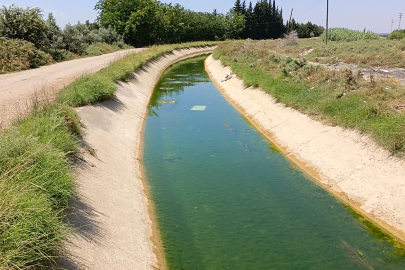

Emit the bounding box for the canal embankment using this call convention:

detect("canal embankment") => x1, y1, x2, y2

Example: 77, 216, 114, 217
61, 47, 214, 269
205, 55, 405, 244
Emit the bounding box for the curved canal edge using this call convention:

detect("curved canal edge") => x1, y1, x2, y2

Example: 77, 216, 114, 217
61, 47, 214, 270
205, 55, 405, 245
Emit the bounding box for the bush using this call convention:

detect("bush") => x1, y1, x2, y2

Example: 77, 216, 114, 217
388, 29, 405, 40
279, 31, 299, 48
322, 28, 380, 42
48, 49, 77, 62
0, 5, 49, 49
0, 37, 52, 73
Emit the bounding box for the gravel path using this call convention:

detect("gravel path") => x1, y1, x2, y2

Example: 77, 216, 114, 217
0, 49, 142, 128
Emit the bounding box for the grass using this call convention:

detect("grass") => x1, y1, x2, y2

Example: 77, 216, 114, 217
82, 42, 132, 56
321, 28, 380, 42
253, 38, 405, 68
0, 41, 219, 269
213, 40, 405, 154
58, 41, 220, 106
0, 104, 80, 269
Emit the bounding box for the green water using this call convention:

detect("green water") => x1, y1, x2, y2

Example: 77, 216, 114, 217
142, 56, 405, 269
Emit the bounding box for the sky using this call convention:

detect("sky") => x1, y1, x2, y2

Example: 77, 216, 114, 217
1, 0, 404, 34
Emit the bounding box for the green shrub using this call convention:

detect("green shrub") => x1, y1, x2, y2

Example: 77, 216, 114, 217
0, 37, 52, 73
48, 49, 77, 62
30, 49, 52, 68
0, 5, 49, 49
322, 28, 380, 42
388, 29, 405, 40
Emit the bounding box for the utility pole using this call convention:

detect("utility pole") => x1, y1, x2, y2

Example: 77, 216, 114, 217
399, 13, 403, 30
391, 19, 394, 33
326, 0, 329, 45
289, 8, 294, 33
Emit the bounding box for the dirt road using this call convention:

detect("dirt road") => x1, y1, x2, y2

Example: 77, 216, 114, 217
0, 49, 142, 128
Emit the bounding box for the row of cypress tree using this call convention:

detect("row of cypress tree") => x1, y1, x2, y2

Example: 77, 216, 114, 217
232, 0, 286, 40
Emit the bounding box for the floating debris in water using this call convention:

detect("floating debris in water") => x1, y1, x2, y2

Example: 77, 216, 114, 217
158, 100, 178, 104
163, 153, 182, 162
238, 141, 251, 153
242, 128, 251, 135
160, 87, 175, 91
224, 121, 237, 135
341, 241, 375, 270
191, 106, 206, 111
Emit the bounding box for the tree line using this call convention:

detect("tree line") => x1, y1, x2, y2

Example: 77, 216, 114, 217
1, 1, 324, 51
286, 19, 324, 38
95, 0, 245, 47
232, 0, 285, 39
96, 0, 324, 47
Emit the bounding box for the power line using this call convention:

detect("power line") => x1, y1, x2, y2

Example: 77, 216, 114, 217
391, 19, 394, 33
399, 13, 403, 30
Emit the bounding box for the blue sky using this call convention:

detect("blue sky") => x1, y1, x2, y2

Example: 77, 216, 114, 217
2, 0, 404, 34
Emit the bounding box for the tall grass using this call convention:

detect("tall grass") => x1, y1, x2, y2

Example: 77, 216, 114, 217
213, 40, 405, 154
322, 28, 380, 42
58, 41, 220, 106
0, 104, 80, 269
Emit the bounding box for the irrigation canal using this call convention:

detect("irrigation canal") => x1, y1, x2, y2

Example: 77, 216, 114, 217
142, 55, 405, 269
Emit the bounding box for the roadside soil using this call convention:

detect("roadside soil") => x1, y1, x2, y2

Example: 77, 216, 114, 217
0, 49, 142, 129
59, 47, 215, 270
205, 55, 405, 244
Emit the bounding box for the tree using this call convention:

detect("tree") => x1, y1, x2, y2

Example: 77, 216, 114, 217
226, 10, 245, 39
233, 0, 243, 14
45, 13, 63, 50
0, 5, 49, 49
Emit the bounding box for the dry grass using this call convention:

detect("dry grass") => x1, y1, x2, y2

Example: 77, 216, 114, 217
257, 38, 405, 68
0, 85, 59, 131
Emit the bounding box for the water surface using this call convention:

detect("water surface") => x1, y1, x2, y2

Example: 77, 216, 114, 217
142, 56, 405, 269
